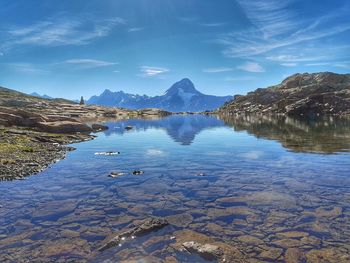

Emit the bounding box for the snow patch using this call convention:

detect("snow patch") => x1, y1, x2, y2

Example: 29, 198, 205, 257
178, 88, 195, 106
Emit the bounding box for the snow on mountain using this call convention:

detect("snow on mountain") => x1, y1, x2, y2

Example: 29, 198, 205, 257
87, 78, 232, 112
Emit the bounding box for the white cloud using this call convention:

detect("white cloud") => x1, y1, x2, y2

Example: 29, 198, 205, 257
239, 151, 264, 160
146, 149, 167, 156
305, 62, 331, 66
6, 63, 49, 74
139, 66, 169, 77
267, 55, 324, 62
5, 17, 125, 48
280, 63, 297, 67
305, 61, 350, 68
225, 76, 255, 81
64, 59, 118, 69
128, 27, 143, 32
237, 62, 264, 72
200, 22, 227, 27
178, 17, 199, 23
334, 63, 350, 69
214, 0, 350, 60
203, 67, 233, 73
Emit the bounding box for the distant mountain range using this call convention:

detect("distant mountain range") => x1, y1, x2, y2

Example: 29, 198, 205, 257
87, 78, 232, 112
30, 92, 53, 100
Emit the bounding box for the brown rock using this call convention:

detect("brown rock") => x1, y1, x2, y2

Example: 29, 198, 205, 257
306, 248, 350, 263
166, 213, 193, 227
236, 235, 264, 245
276, 231, 309, 239
273, 238, 302, 248
91, 123, 108, 132
98, 217, 169, 251
171, 230, 246, 263
37, 121, 92, 133
315, 206, 343, 219
165, 256, 179, 263
182, 241, 224, 260
259, 247, 283, 260
285, 248, 305, 263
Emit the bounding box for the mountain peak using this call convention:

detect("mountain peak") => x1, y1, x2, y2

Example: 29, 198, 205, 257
165, 78, 200, 96
100, 89, 114, 95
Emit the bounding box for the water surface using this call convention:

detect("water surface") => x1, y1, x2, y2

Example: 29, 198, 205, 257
0, 115, 349, 262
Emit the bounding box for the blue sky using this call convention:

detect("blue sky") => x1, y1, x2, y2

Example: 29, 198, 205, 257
0, 0, 349, 99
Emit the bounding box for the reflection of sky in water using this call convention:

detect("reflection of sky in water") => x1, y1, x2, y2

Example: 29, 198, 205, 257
0, 115, 350, 262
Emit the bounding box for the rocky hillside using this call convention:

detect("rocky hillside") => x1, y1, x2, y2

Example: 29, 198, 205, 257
0, 86, 170, 133
219, 72, 350, 117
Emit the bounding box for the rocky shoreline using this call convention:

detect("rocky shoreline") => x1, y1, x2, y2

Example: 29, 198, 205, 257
0, 127, 95, 181
0, 86, 172, 180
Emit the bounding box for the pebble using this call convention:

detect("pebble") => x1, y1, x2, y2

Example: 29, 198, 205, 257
94, 151, 120, 156
109, 172, 125, 178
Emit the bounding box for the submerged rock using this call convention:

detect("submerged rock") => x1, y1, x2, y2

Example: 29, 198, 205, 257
276, 231, 309, 239
98, 217, 169, 251
285, 248, 305, 263
132, 170, 144, 175
315, 206, 343, 219
166, 213, 193, 227
306, 248, 350, 262
258, 247, 283, 260
182, 241, 223, 260
171, 230, 246, 263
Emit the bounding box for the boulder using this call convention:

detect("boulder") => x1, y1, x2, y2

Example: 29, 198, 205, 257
91, 123, 108, 132
37, 121, 92, 134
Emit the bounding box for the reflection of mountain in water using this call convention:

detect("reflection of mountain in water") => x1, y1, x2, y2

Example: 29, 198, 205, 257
103, 115, 225, 145
221, 114, 350, 154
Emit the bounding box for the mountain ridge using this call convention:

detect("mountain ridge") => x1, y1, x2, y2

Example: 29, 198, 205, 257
87, 78, 232, 112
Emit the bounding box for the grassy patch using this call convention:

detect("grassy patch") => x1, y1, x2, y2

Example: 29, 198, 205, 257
0, 158, 16, 165
0, 136, 38, 154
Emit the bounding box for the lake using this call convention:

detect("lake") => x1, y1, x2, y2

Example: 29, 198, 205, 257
0, 114, 349, 262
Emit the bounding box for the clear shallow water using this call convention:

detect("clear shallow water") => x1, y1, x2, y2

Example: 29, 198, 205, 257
0, 115, 350, 262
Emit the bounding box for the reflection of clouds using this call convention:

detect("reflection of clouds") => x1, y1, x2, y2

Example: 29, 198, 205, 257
239, 151, 264, 160
272, 156, 297, 167
146, 149, 167, 156
206, 151, 228, 156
